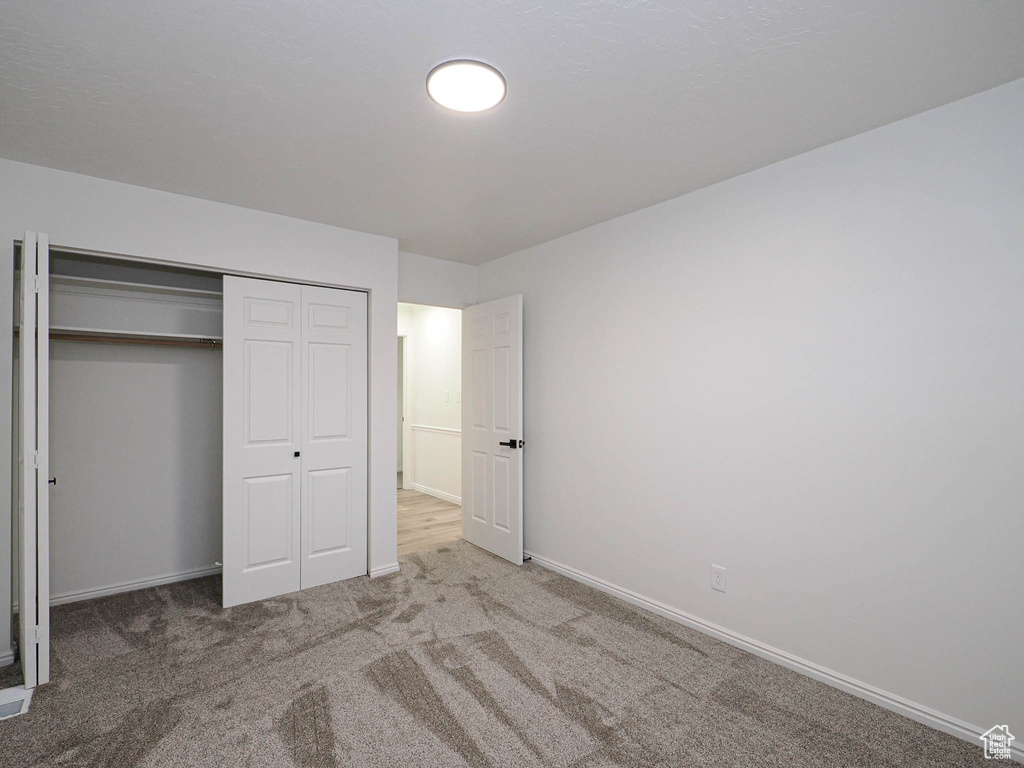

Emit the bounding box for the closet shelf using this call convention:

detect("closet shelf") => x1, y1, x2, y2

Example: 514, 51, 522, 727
50, 274, 222, 300
50, 325, 220, 340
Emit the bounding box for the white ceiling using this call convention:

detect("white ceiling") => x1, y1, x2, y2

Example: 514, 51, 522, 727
2, 1, 1023, 265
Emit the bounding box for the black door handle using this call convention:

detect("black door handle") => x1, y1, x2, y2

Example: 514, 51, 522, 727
498, 440, 524, 449
48, 477, 56, 485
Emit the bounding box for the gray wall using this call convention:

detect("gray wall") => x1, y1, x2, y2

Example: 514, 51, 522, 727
47, 341, 222, 600
478, 79, 1024, 739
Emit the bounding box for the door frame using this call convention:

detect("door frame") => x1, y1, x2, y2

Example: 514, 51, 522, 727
396, 302, 466, 512
398, 334, 411, 491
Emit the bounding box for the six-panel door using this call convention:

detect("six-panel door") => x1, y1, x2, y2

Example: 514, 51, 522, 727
223, 278, 304, 607
461, 295, 524, 564
223, 278, 368, 607
300, 285, 367, 589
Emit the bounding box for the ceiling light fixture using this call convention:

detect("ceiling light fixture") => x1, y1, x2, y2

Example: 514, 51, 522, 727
426, 60, 506, 113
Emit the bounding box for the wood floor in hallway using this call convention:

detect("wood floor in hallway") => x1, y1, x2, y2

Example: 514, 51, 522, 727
397, 487, 462, 557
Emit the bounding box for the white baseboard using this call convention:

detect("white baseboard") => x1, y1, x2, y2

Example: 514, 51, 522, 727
370, 562, 400, 578
0, 648, 14, 667
14, 564, 222, 612
524, 550, 1021, 764
410, 483, 461, 505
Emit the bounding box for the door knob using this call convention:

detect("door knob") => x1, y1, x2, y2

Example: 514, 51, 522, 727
498, 439, 523, 449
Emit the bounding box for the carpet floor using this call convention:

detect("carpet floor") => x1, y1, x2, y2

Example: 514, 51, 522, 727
0, 542, 987, 767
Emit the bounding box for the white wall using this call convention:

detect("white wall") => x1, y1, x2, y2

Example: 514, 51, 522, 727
398, 303, 462, 503
0, 157, 400, 661
478, 79, 1024, 745
398, 251, 476, 309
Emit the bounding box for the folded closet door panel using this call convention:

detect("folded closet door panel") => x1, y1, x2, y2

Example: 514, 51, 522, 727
300, 285, 368, 588
18, 233, 37, 688
18, 231, 51, 687
223, 277, 302, 607
35, 233, 50, 684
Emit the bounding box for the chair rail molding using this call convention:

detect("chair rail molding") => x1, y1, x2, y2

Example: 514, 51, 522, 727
409, 424, 460, 435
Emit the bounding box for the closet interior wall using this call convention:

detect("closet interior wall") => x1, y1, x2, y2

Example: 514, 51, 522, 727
12, 251, 224, 607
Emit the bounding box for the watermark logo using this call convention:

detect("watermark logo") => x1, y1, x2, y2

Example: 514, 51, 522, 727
981, 725, 1015, 760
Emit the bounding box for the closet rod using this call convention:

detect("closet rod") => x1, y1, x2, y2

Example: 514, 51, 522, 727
14, 329, 221, 349
52, 333, 222, 349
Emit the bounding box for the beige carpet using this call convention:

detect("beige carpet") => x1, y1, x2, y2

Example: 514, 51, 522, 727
0, 542, 987, 767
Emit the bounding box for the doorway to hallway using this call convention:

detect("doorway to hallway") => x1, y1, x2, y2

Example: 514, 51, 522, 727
397, 302, 462, 555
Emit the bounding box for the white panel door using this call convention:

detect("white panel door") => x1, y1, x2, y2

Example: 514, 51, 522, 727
461, 295, 523, 564
299, 285, 367, 588
223, 277, 302, 607
18, 231, 50, 687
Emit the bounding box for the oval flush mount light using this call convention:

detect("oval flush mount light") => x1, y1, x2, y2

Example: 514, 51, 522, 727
426, 60, 506, 113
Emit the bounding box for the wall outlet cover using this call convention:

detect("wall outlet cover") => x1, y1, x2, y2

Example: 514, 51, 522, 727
711, 565, 727, 593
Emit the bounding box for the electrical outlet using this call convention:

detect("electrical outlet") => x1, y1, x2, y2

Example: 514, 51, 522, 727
711, 565, 727, 593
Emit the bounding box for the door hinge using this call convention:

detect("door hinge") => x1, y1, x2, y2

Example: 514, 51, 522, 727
31, 275, 39, 294
30, 625, 40, 644
29, 451, 39, 470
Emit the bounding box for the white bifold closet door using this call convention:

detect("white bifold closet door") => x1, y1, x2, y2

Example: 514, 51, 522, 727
222, 276, 367, 608
299, 284, 368, 590
18, 231, 51, 688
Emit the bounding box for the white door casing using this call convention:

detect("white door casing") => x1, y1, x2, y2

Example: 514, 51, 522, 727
19, 231, 50, 687
299, 285, 368, 589
461, 295, 523, 564
223, 277, 303, 607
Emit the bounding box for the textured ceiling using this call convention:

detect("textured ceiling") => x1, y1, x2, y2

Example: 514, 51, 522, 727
2, 1, 1024, 265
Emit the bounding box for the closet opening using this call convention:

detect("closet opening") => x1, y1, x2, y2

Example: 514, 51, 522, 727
21, 248, 224, 600
8, 245, 225, 692
7, 235, 371, 691
396, 302, 463, 557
